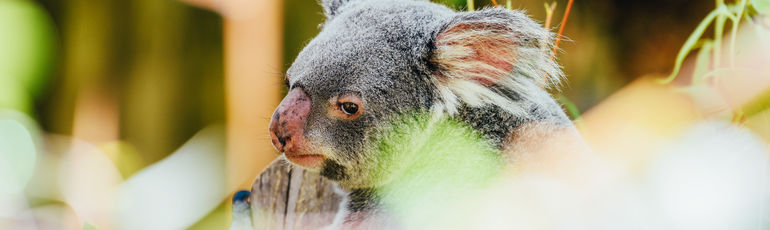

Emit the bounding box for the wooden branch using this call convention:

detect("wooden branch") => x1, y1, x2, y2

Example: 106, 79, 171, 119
248, 157, 344, 230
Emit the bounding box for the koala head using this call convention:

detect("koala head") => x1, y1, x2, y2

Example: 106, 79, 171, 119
268, 0, 565, 189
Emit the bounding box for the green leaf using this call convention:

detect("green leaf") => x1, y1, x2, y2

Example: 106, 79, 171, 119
658, 6, 732, 84
743, 86, 770, 117
752, 0, 770, 14
692, 40, 714, 85
0, 0, 56, 113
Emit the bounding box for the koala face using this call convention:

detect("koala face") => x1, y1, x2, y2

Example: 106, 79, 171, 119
270, 1, 451, 188
269, 0, 564, 189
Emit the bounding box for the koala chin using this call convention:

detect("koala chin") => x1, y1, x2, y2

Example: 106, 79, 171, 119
266, 0, 575, 225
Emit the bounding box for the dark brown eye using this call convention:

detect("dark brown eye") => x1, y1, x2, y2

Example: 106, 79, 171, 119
340, 102, 359, 115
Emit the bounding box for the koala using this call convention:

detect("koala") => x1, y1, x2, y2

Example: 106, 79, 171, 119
259, 0, 573, 228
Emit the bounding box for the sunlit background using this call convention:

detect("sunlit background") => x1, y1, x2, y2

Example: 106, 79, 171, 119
1, 0, 769, 229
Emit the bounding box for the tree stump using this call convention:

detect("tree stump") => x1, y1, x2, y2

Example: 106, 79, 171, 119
238, 157, 345, 230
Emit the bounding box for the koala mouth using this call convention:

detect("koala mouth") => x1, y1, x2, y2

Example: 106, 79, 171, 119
284, 152, 326, 169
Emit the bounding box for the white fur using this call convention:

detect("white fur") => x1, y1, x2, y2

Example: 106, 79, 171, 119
431, 10, 563, 116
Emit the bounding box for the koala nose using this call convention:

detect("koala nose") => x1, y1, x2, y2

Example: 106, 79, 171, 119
269, 88, 312, 153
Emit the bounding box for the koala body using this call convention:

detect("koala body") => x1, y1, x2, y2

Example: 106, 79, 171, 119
264, 0, 573, 227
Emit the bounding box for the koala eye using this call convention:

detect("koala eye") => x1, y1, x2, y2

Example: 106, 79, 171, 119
329, 93, 364, 119
340, 102, 359, 115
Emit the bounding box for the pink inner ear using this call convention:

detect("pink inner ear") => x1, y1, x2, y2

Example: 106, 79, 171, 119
435, 23, 518, 86
471, 41, 516, 86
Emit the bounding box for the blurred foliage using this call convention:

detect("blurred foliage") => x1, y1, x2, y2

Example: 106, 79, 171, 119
188, 200, 230, 230
100, 141, 146, 179
754, 0, 770, 13
0, 0, 55, 115
660, 0, 753, 84
82, 222, 99, 230
0, 119, 37, 195
369, 114, 502, 227
437, 0, 469, 10
653, 0, 770, 124
745, 88, 770, 117
37, 0, 225, 163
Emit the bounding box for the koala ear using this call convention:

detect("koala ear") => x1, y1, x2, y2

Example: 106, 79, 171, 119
430, 8, 562, 114
432, 8, 560, 87
321, 0, 357, 19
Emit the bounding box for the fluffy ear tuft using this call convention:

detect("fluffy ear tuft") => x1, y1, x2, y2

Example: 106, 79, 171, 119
434, 20, 517, 86
430, 8, 563, 115
432, 8, 561, 87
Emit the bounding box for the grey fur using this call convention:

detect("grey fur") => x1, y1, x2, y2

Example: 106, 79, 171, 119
320, 0, 354, 18
283, 0, 572, 226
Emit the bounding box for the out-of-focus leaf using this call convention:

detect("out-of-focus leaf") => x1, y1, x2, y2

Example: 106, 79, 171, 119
115, 125, 227, 230
647, 122, 770, 229
0, 119, 37, 195
188, 200, 229, 230
0, 0, 55, 113
678, 84, 732, 119
59, 137, 123, 229
742, 86, 770, 117
370, 114, 503, 228
753, 0, 770, 14
692, 40, 714, 85
658, 6, 731, 84
745, 109, 770, 142
0, 83, 31, 113
557, 94, 582, 122
100, 142, 146, 179
83, 222, 99, 230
